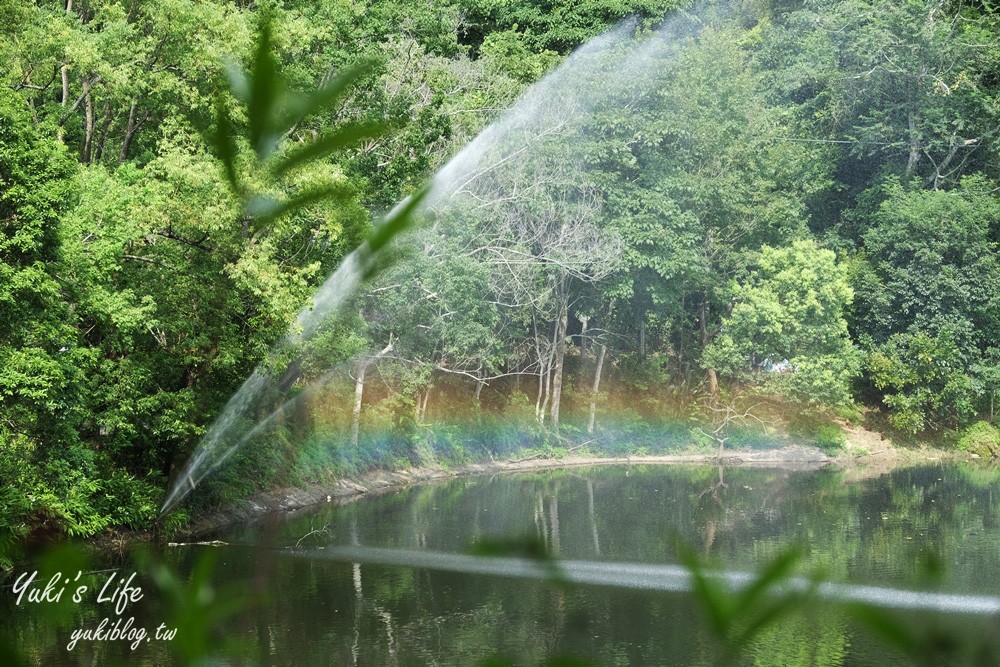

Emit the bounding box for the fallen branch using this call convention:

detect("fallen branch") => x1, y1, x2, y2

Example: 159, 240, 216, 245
295, 528, 331, 548
855, 449, 889, 458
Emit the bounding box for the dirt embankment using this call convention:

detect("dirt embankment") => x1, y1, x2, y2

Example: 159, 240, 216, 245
180, 425, 974, 538
831, 422, 973, 481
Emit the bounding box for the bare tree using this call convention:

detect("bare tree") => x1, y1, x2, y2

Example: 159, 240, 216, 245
695, 396, 771, 462
444, 137, 622, 428
357, 104, 622, 433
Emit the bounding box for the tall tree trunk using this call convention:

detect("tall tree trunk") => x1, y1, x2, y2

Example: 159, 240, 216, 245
350, 340, 393, 450
535, 364, 545, 422
707, 369, 719, 396
119, 100, 139, 164
60, 1, 72, 98
474, 380, 485, 414
587, 344, 607, 434
578, 313, 589, 357
533, 312, 545, 422
60, 66, 69, 108
350, 364, 368, 451
678, 295, 685, 369
94, 102, 114, 163
699, 299, 719, 396
539, 316, 558, 423
57, 0, 73, 144
550, 293, 569, 429
81, 84, 94, 163
639, 316, 646, 358
906, 111, 921, 177
415, 389, 430, 423
535, 362, 544, 421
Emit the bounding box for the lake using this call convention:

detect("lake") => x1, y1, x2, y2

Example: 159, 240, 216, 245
6, 462, 1000, 664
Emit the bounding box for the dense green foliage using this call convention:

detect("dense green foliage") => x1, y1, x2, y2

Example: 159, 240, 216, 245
2, 0, 999, 540
704, 240, 859, 408
857, 179, 1000, 431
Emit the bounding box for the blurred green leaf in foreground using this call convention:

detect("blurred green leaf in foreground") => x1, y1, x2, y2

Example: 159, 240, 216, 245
208, 12, 427, 257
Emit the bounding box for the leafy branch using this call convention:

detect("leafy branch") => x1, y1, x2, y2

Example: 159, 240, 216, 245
208, 15, 426, 244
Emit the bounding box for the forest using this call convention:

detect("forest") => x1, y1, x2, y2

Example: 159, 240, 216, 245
2, 0, 1000, 546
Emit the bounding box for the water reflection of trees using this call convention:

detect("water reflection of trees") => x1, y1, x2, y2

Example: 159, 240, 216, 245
250, 464, 1000, 663
10, 465, 1000, 664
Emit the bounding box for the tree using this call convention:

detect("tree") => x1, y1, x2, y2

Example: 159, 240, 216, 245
1, 88, 164, 539
771, 0, 1000, 189
587, 24, 832, 393
457, 0, 681, 54
446, 126, 622, 428
4, 0, 250, 165
360, 228, 506, 423
0, 88, 77, 446
704, 240, 859, 408
853, 178, 1000, 431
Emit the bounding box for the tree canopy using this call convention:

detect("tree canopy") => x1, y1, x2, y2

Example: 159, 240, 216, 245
2, 0, 999, 540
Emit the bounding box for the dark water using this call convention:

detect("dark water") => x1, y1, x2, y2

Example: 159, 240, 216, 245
6, 463, 1000, 665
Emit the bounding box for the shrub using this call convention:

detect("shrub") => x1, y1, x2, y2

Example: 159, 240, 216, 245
957, 421, 1000, 459
813, 424, 847, 454
789, 415, 846, 454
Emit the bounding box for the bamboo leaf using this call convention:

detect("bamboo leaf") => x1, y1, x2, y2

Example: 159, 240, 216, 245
248, 17, 282, 160
730, 546, 801, 619
729, 596, 804, 654
246, 186, 345, 226
244, 195, 281, 219
271, 121, 386, 176
848, 603, 919, 654
222, 60, 250, 103
365, 184, 430, 255
679, 544, 732, 639
285, 60, 374, 124
212, 96, 241, 195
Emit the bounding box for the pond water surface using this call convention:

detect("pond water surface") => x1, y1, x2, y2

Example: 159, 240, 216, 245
7, 462, 1000, 665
